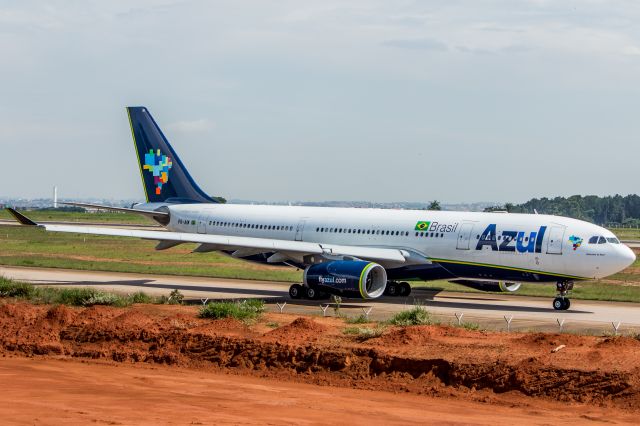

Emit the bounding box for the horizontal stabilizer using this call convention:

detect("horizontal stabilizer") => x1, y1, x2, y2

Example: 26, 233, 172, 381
62, 202, 169, 219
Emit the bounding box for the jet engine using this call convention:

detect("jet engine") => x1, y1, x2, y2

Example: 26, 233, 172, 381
303, 260, 387, 299
498, 281, 522, 293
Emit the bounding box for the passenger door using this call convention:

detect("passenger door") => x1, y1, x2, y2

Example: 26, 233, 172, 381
546, 226, 565, 254
197, 217, 207, 234
295, 219, 306, 241
456, 223, 474, 250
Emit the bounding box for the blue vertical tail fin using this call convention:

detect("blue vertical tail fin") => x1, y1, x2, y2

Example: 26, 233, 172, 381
127, 106, 218, 204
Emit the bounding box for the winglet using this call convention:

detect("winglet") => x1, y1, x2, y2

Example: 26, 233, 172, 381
5, 208, 39, 226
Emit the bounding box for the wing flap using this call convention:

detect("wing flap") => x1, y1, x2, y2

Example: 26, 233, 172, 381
320, 244, 407, 263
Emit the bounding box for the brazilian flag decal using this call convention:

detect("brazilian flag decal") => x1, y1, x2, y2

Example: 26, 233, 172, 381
415, 221, 431, 231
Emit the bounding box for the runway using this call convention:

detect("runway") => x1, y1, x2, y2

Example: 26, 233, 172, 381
2, 266, 639, 334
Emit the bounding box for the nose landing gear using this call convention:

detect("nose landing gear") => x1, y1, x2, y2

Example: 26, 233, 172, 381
553, 281, 574, 311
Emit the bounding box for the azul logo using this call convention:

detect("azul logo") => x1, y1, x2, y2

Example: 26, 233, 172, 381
143, 149, 173, 195
568, 235, 583, 251
476, 224, 547, 253
415, 221, 459, 233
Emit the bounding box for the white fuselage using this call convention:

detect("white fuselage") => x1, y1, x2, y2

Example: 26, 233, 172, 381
161, 204, 636, 283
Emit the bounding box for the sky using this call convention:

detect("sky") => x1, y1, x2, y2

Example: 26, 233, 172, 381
1, 0, 639, 204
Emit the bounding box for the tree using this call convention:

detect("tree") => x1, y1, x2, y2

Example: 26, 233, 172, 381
428, 200, 441, 211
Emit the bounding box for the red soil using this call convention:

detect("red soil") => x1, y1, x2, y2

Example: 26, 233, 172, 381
1, 300, 640, 423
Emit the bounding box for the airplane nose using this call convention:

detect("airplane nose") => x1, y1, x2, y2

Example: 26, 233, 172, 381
621, 245, 636, 269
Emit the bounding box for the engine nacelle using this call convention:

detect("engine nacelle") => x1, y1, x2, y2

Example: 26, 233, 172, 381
304, 260, 387, 299
451, 279, 522, 293
498, 281, 522, 293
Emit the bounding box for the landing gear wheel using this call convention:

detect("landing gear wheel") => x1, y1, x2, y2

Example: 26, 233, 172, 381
289, 284, 303, 299
553, 297, 564, 310
553, 297, 570, 311
385, 282, 398, 296
305, 286, 318, 300
554, 281, 574, 311
398, 282, 412, 297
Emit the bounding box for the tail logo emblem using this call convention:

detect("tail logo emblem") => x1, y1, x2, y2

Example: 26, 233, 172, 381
143, 149, 173, 195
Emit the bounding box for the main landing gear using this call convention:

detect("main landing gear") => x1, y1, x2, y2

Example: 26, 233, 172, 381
288, 284, 329, 300
384, 281, 412, 297
553, 281, 574, 311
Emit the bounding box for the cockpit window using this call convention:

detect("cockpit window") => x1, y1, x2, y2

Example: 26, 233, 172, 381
606, 237, 620, 244
598, 236, 607, 244
588, 236, 599, 244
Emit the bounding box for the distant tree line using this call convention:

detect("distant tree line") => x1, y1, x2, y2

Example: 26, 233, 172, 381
484, 195, 640, 227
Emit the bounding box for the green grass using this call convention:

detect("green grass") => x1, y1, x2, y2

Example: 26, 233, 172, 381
457, 321, 483, 331
0, 225, 302, 282
0, 276, 155, 307
343, 325, 386, 339
388, 306, 438, 326
198, 299, 265, 321
345, 314, 371, 324
609, 227, 640, 240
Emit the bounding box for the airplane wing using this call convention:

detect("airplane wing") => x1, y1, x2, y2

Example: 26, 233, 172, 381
6, 208, 420, 265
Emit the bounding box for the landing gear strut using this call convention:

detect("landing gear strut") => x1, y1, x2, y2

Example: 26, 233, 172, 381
553, 281, 574, 311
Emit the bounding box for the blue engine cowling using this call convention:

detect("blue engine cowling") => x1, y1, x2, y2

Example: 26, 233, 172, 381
303, 260, 387, 299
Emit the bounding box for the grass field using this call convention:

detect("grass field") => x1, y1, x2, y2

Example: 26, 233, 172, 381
0, 225, 302, 282
1, 211, 639, 302
610, 227, 640, 240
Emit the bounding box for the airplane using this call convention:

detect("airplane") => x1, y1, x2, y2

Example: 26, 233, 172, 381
7, 106, 636, 310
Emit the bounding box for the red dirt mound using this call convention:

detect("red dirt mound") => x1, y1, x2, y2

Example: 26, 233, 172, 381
188, 317, 251, 337
596, 336, 640, 349
515, 332, 587, 348
263, 317, 328, 342
372, 326, 433, 346
45, 304, 77, 325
